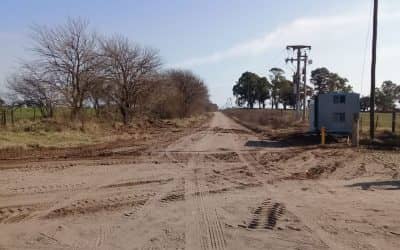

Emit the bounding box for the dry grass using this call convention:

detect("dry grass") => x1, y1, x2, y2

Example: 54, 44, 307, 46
0, 120, 121, 149
223, 108, 306, 132
359, 112, 400, 134
0, 113, 212, 150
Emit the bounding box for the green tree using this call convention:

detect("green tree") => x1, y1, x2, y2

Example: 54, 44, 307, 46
360, 96, 370, 111
311, 67, 353, 94
269, 68, 295, 109
255, 76, 271, 108
375, 81, 399, 112
233, 72, 270, 109
278, 79, 295, 110
269, 68, 285, 109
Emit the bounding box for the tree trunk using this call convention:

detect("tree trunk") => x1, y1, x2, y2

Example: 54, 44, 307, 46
94, 99, 100, 118
70, 107, 80, 121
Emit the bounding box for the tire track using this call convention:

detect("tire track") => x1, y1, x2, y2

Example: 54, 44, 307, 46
4, 182, 87, 196
248, 199, 285, 230
0, 203, 52, 224
185, 155, 227, 250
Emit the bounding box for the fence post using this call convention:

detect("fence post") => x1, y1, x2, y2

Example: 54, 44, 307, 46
392, 111, 396, 134
375, 115, 379, 130
11, 109, 14, 126
352, 113, 360, 147
1, 110, 5, 126
321, 127, 326, 145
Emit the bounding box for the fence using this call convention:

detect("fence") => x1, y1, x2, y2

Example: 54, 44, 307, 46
360, 112, 400, 135
0, 107, 99, 126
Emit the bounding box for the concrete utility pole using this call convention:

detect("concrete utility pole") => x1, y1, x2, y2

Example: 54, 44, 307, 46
286, 45, 311, 120
370, 0, 378, 140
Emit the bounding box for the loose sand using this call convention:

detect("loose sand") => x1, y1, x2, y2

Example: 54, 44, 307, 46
0, 112, 399, 249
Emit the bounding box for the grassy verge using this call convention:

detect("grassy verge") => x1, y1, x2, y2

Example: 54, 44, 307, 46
0, 113, 211, 150
223, 108, 308, 135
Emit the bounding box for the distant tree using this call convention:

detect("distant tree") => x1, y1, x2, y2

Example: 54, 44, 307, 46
31, 18, 102, 120
233, 72, 269, 109
255, 76, 271, 109
311, 67, 353, 94
166, 69, 210, 117
88, 78, 112, 117
7, 63, 59, 118
269, 68, 285, 109
100, 35, 161, 124
268, 68, 296, 109
360, 96, 370, 112
375, 80, 400, 112
0, 97, 4, 107
278, 79, 295, 110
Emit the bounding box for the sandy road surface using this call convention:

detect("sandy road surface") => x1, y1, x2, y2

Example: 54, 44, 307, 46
0, 112, 400, 249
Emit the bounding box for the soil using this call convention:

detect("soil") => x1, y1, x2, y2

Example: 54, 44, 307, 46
0, 112, 399, 249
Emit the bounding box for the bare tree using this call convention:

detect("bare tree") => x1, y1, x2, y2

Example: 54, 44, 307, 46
30, 18, 102, 120
100, 35, 161, 124
7, 63, 59, 118
87, 78, 113, 117
166, 69, 209, 118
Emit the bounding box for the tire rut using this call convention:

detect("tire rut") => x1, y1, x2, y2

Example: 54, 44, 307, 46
185, 156, 227, 250
248, 199, 285, 230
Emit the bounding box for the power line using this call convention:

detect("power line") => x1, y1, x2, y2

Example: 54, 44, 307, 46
360, 0, 374, 95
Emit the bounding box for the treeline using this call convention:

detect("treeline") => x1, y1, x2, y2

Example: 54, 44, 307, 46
233, 67, 352, 109
360, 81, 400, 112
4, 18, 216, 124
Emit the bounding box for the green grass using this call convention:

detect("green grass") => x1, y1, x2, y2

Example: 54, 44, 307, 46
360, 112, 400, 134
0, 107, 99, 123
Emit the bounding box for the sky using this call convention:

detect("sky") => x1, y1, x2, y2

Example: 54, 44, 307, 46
0, 0, 399, 107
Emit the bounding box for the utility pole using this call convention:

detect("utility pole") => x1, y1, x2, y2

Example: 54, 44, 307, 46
286, 45, 311, 120
302, 52, 309, 121
370, 0, 378, 140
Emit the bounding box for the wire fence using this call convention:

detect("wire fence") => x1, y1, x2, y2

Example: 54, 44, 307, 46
360, 112, 400, 135
0, 107, 99, 126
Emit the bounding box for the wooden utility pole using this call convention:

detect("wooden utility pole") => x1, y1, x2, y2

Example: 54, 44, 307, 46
286, 45, 311, 120
392, 111, 396, 134
370, 0, 378, 140
296, 48, 301, 115
302, 53, 309, 121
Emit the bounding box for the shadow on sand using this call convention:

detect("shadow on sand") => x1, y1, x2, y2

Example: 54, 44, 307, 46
346, 180, 400, 190
245, 140, 287, 148
245, 133, 339, 148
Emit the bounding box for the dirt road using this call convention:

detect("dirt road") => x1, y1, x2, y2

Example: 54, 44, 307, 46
1, 112, 399, 249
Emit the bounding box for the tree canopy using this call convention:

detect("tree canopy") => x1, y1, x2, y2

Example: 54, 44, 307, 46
269, 68, 296, 109
310, 67, 353, 94
375, 81, 400, 112
232, 72, 271, 109
360, 81, 399, 112
360, 96, 370, 111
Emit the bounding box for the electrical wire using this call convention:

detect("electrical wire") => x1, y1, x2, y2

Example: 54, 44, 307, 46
265, 48, 287, 71
360, 0, 374, 96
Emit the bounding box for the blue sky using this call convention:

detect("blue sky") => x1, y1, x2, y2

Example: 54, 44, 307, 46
0, 0, 399, 106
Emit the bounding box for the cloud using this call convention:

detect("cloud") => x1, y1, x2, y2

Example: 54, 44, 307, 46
169, 7, 400, 68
